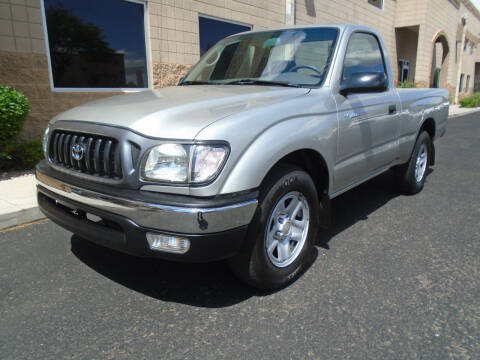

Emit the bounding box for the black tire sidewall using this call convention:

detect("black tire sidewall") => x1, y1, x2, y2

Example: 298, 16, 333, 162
241, 165, 319, 289
403, 131, 431, 193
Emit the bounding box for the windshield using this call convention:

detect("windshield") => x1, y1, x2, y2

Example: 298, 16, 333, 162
181, 27, 339, 87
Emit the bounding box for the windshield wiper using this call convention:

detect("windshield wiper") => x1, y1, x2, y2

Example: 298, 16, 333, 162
178, 80, 219, 85
223, 79, 301, 88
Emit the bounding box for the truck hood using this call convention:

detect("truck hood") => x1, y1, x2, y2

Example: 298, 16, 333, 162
51, 85, 310, 139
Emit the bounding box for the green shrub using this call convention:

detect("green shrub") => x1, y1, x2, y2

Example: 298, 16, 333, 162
0, 86, 43, 171
460, 92, 480, 108
398, 81, 416, 88
12, 140, 44, 168
0, 140, 44, 171
0, 86, 31, 162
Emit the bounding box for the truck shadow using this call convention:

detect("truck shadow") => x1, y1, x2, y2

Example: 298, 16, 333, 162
71, 236, 257, 307
317, 168, 433, 248
317, 170, 397, 248
71, 169, 431, 308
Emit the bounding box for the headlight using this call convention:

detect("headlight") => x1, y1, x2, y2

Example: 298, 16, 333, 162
142, 143, 228, 184
142, 144, 189, 182
42, 124, 51, 157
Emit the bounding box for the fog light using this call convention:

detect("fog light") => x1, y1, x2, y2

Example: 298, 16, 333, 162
146, 233, 190, 254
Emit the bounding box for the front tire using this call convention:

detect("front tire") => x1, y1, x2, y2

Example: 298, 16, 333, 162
395, 131, 432, 194
229, 164, 319, 290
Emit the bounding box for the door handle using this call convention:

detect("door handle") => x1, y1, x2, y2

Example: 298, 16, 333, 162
388, 104, 397, 114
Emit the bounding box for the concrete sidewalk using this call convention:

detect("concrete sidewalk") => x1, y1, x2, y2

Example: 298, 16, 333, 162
1, 107, 480, 230
448, 104, 480, 118
0, 174, 43, 230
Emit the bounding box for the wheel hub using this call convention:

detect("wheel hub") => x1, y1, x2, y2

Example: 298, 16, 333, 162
265, 191, 310, 268
415, 144, 428, 183
275, 215, 292, 239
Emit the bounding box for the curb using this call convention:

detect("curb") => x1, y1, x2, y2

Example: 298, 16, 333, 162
448, 108, 480, 119
0, 206, 45, 231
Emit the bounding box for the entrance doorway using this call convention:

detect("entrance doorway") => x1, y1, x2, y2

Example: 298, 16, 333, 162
395, 26, 419, 84
430, 32, 450, 88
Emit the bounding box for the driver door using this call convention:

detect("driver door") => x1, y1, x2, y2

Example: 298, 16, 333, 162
333, 32, 400, 193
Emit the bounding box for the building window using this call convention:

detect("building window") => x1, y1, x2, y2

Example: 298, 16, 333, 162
459, 73, 465, 92
42, 0, 149, 90
466, 75, 470, 92
368, 0, 383, 9
199, 16, 251, 56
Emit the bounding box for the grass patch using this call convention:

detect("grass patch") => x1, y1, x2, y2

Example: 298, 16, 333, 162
460, 92, 480, 108
398, 81, 416, 88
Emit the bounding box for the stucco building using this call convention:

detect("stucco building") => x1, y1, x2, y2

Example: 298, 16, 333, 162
1, 0, 479, 139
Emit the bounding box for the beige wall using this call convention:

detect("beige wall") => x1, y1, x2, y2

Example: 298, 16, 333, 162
2, 0, 480, 140
0, 0, 44, 54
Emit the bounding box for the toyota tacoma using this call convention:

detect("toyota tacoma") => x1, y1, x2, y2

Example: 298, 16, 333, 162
37, 24, 449, 289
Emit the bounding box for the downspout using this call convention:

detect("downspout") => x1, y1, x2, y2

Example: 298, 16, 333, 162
286, 0, 295, 25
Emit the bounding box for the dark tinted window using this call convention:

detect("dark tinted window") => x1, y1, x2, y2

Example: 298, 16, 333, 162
368, 0, 383, 9
199, 16, 251, 56
44, 0, 148, 88
459, 74, 465, 92
343, 32, 386, 81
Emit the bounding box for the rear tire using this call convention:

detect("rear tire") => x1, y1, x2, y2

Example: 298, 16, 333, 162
229, 164, 319, 290
394, 131, 432, 194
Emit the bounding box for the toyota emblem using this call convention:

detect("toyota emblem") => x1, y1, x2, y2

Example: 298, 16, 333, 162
71, 143, 85, 161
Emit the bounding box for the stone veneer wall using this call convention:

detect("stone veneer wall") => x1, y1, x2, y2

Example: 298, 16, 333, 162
152, 62, 192, 88
0, 51, 117, 140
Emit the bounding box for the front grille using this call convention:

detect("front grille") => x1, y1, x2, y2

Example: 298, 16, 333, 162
49, 131, 122, 179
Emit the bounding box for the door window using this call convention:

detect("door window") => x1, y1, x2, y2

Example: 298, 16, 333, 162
342, 32, 386, 81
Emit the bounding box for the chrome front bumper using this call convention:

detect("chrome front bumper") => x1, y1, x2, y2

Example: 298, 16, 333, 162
36, 171, 258, 234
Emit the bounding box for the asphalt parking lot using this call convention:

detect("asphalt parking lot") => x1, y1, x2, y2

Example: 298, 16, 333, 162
1, 113, 479, 359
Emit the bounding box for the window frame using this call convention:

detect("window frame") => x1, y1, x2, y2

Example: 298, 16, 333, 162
40, 0, 152, 92
340, 31, 389, 91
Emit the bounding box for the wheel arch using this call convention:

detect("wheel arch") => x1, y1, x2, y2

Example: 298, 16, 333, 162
420, 117, 436, 165
420, 117, 436, 140
260, 149, 332, 229
264, 149, 330, 198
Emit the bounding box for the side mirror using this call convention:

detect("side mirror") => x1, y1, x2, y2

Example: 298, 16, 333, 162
340, 72, 388, 96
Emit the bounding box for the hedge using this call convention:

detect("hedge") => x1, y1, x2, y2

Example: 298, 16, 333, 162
0, 86, 44, 171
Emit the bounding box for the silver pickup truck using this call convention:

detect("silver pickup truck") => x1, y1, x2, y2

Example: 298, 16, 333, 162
37, 24, 449, 289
